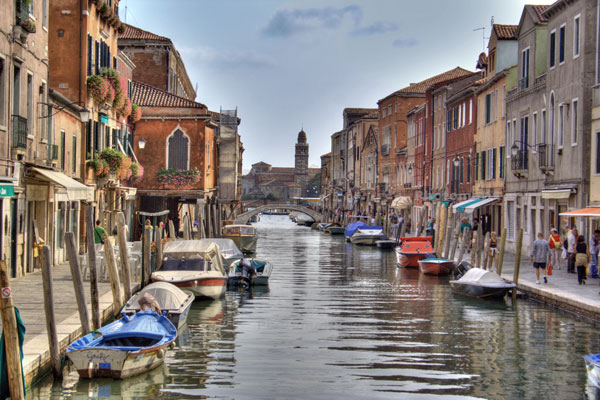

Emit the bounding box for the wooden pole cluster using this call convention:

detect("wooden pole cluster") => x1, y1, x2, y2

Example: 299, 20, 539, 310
64, 232, 90, 335
102, 233, 123, 314
450, 221, 461, 261
436, 205, 448, 257
456, 227, 470, 264
0, 260, 25, 400
512, 228, 524, 301
85, 204, 100, 330
40, 245, 61, 379
116, 212, 132, 301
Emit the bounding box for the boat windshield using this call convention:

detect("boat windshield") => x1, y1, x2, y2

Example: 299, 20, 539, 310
161, 257, 207, 272
223, 225, 255, 235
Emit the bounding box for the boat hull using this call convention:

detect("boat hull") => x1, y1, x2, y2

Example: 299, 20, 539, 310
327, 227, 345, 235
226, 235, 257, 254
375, 240, 396, 249
418, 259, 455, 276
350, 235, 385, 246
151, 276, 227, 300
449, 281, 514, 299
585, 355, 600, 388
68, 346, 167, 379
396, 250, 427, 268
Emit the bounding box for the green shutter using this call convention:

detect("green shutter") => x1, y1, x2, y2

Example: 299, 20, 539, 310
60, 131, 65, 170
73, 135, 77, 174
492, 148, 497, 179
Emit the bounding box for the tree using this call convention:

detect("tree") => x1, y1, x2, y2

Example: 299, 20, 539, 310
305, 172, 321, 197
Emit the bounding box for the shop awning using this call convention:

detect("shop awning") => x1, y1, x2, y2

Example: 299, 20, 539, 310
463, 197, 500, 214
452, 198, 480, 213
541, 189, 573, 199
32, 167, 94, 201
391, 196, 412, 210
559, 208, 600, 218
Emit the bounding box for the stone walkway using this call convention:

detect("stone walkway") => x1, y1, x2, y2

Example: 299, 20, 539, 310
0, 262, 139, 387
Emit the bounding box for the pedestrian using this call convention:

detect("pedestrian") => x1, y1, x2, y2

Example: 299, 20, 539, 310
548, 228, 563, 270
93, 219, 107, 244
567, 227, 578, 274
488, 231, 499, 271
530, 232, 551, 284
575, 235, 590, 285
590, 230, 600, 278
460, 218, 472, 235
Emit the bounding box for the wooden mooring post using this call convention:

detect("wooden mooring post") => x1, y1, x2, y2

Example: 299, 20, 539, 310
169, 220, 176, 240
64, 232, 90, 335
0, 260, 25, 400
497, 228, 508, 275
40, 245, 61, 379
143, 226, 152, 287
85, 204, 100, 330
482, 232, 491, 270
103, 233, 123, 314
512, 228, 524, 301
456, 227, 470, 264
156, 225, 164, 270
116, 212, 132, 301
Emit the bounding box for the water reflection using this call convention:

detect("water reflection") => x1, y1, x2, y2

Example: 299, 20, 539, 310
32, 215, 600, 399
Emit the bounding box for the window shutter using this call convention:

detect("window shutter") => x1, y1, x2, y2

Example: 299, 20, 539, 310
86, 120, 92, 156
95, 41, 100, 74
492, 148, 497, 179
168, 130, 189, 170
460, 158, 464, 183
481, 151, 486, 180
475, 153, 479, 181
87, 34, 93, 76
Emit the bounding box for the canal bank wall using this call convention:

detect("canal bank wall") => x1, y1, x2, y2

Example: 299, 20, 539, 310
0, 262, 138, 388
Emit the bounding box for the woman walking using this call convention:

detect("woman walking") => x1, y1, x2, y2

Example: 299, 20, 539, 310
488, 231, 499, 271
548, 228, 562, 270
575, 235, 590, 285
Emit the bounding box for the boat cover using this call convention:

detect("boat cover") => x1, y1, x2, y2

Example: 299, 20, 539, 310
195, 239, 243, 261
354, 229, 384, 236
233, 259, 268, 273
161, 241, 225, 274
124, 282, 194, 312
345, 222, 373, 237
458, 268, 506, 283
420, 258, 452, 263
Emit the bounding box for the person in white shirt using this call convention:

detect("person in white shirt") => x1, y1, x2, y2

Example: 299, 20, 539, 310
567, 227, 578, 274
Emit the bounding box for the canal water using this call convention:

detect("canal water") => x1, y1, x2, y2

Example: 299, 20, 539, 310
33, 214, 600, 399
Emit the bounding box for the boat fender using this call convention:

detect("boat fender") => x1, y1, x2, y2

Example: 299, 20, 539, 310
157, 349, 165, 359
121, 312, 131, 323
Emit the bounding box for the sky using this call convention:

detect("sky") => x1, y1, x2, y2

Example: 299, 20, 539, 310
119, 0, 550, 171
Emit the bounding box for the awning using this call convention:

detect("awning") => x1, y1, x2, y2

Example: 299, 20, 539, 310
452, 198, 480, 212
32, 167, 94, 201
541, 189, 573, 199
559, 208, 600, 218
391, 196, 412, 210
463, 197, 500, 214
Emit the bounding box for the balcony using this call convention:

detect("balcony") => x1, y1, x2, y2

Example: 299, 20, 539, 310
403, 183, 412, 188
49, 144, 59, 160
538, 143, 555, 172
381, 144, 390, 155
12, 115, 27, 149
518, 76, 529, 91
511, 149, 528, 174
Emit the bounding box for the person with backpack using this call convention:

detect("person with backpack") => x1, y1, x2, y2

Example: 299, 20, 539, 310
575, 235, 590, 285
548, 228, 562, 270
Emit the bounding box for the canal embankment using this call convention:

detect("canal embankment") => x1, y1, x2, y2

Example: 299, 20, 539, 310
0, 262, 138, 388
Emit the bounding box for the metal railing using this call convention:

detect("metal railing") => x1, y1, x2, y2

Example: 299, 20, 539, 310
511, 148, 528, 171
538, 143, 555, 171
12, 115, 27, 149
518, 76, 529, 91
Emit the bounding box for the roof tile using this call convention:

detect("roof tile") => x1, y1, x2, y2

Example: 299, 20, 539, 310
531, 5, 551, 23
120, 23, 171, 42
493, 24, 518, 40
394, 67, 475, 95
131, 81, 207, 109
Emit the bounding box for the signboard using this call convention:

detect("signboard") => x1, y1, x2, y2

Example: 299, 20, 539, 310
1, 287, 12, 298
100, 113, 109, 124
0, 184, 14, 197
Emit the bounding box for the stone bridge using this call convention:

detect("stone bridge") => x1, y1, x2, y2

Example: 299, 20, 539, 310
235, 203, 324, 224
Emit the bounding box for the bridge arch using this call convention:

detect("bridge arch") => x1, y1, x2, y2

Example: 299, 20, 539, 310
235, 203, 324, 224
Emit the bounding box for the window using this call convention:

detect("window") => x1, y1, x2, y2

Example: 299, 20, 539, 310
493, 89, 498, 121
0, 55, 5, 127
506, 121, 511, 152
462, 103, 466, 127
469, 99, 473, 124
460, 158, 464, 183
532, 112, 538, 151
481, 151, 486, 180
492, 148, 497, 179
485, 93, 492, 124
167, 129, 189, 170
550, 30, 556, 68
447, 109, 452, 132
558, 103, 564, 147
26, 72, 33, 134
388, 105, 392, 116
382, 107, 386, 118
559, 24, 566, 64
475, 153, 479, 181
512, 119, 517, 145
86, 121, 92, 158
60, 130, 65, 170
541, 109, 547, 144
573, 15, 580, 58
521, 48, 530, 88
572, 99, 578, 145
72, 135, 77, 174
87, 35, 93, 76
467, 156, 471, 183
596, 132, 600, 174
42, 0, 47, 29
453, 107, 458, 130
499, 146, 505, 178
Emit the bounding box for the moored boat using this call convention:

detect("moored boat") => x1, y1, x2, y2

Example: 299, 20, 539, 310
151, 240, 228, 299
66, 310, 177, 379
395, 236, 434, 268
123, 282, 194, 330
449, 267, 516, 299
375, 239, 396, 249
326, 224, 345, 235
196, 238, 244, 268
350, 228, 386, 245
585, 354, 600, 388
228, 258, 273, 286
222, 224, 257, 254
418, 257, 455, 275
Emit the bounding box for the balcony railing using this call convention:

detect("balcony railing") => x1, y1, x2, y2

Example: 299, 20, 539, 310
511, 149, 528, 172
403, 183, 412, 188
12, 115, 27, 149
49, 144, 59, 160
518, 76, 529, 91
381, 144, 390, 155
538, 143, 555, 171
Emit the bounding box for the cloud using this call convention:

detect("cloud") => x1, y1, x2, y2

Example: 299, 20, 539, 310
262, 5, 362, 37
393, 38, 418, 48
179, 46, 276, 69
351, 21, 399, 36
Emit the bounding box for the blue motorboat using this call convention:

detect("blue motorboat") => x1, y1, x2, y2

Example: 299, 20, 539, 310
66, 310, 177, 379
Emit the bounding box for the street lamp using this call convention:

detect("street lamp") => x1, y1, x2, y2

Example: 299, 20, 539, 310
511, 142, 537, 156
138, 138, 146, 149
38, 101, 90, 123
452, 157, 460, 167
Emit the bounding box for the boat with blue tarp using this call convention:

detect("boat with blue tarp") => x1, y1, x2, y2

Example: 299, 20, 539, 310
585, 354, 600, 388
66, 310, 177, 379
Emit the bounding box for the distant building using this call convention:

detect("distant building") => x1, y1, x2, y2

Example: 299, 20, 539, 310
242, 130, 319, 200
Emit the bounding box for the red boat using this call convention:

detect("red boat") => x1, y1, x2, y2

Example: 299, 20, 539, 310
418, 258, 455, 275
395, 236, 434, 268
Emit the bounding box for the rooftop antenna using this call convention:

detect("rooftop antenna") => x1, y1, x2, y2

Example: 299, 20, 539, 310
473, 27, 486, 52
124, 0, 127, 23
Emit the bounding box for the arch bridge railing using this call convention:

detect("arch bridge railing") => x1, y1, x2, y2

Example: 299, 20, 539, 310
235, 202, 324, 224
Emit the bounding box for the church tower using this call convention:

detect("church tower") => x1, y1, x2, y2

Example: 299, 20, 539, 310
294, 129, 309, 195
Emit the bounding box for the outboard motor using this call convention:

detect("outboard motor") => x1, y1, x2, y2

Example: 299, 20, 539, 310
240, 259, 256, 290
453, 261, 472, 280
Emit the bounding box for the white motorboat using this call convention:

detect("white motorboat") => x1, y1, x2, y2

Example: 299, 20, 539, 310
151, 240, 228, 299
449, 267, 516, 299
349, 228, 386, 246
195, 238, 244, 268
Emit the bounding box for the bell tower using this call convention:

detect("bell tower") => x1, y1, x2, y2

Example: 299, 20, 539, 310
294, 129, 309, 195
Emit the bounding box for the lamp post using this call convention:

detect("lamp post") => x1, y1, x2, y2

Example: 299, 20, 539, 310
452, 156, 460, 194
38, 101, 90, 123
138, 138, 146, 149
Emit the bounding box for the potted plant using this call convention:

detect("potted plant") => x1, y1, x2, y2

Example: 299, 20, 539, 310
21, 18, 36, 33
129, 104, 142, 123
156, 168, 200, 188
86, 75, 110, 105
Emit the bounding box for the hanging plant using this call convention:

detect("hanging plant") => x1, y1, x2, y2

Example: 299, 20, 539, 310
156, 168, 200, 187
98, 2, 109, 17
119, 96, 132, 118
129, 104, 142, 123
87, 158, 109, 178
98, 148, 124, 173
21, 18, 36, 33
118, 23, 126, 34
130, 162, 140, 180
119, 155, 133, 180
86, 75, 109, 104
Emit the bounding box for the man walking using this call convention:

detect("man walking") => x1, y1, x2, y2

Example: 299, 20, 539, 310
567, 227, 578, 274
530, 232, 551, 284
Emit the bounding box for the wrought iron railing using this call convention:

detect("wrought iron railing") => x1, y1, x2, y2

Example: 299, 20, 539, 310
538, 143, 555, 171
12, 115, 27, 149
511, 148, 528, 171
518, 76, 529, 91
